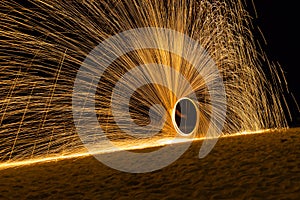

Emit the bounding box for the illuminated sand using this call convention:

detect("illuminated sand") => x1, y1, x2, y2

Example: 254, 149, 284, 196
0, 129, 271, 170
0, 128, 299, 199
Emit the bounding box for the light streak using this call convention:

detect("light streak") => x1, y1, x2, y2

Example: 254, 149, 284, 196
0, 0, 289, 165
0, 128, 282, 170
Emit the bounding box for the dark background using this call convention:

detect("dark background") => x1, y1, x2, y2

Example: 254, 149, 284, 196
4, 0, 300, 127
248, 0, 299, 126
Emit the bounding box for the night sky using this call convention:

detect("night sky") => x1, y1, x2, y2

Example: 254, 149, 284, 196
4, 0, 300, 126
249, 0, 300, 126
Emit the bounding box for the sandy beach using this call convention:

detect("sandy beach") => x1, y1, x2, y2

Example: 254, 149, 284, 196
0, 128, 299, 200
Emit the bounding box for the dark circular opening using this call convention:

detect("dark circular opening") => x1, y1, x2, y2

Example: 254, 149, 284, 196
174, 98, 198, 135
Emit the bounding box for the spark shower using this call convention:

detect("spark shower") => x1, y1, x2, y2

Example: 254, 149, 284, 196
0, 0, 289, 170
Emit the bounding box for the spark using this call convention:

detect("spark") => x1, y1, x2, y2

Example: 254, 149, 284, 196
0, 128, 280, 170
0, 0, 289, 163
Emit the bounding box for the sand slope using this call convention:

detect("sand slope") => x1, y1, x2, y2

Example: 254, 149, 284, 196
0, 128, 299, 200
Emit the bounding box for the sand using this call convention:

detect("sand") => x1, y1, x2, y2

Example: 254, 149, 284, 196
0, 128, 299, 200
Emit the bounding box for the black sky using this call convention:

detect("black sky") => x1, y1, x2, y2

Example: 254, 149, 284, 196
5, 0, 300, 126
248, 0, 300, 126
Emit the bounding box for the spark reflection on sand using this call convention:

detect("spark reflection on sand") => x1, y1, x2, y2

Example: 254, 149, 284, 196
0, 129, 277, 170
